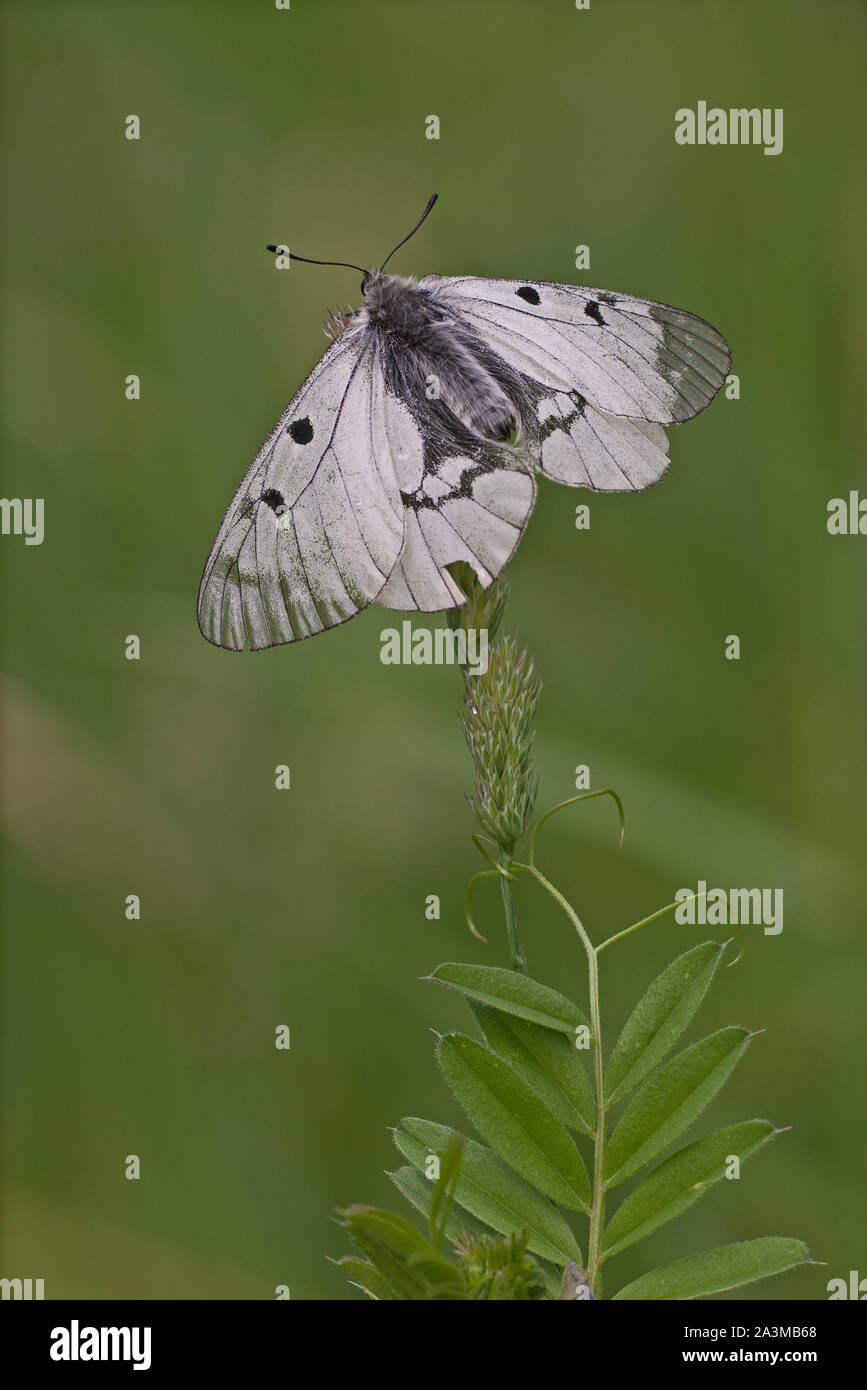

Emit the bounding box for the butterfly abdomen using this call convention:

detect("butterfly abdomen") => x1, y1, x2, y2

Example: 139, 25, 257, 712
363, 271, 517, 443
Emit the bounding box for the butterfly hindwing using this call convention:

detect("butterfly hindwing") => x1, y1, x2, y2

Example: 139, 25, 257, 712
424, 275, 731, 426
374, 321, 537, 612
378, 450, 536, 611
535, 390, 672, 492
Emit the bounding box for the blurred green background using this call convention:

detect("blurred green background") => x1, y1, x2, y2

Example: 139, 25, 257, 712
1, 0, 864, 1300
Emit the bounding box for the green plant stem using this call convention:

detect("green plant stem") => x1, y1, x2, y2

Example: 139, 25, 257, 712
510, 876, 718, 1291
596, 891, 708, 955
499, 851, 528, 974
586, 949, 606, 1297
523, 865, 606, 1296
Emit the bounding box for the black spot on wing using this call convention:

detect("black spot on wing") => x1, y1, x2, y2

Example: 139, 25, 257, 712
288, 416, 314, 444
584, 300, 606, 326
516, 285, 541, 305
400, 457, 503, 514
539, 392, 588, 441
597, 292, 617, 306
261, 488, 287, 515
401, 488, 435, 512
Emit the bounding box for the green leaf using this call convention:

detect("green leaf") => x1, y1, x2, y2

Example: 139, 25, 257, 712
405, 1250, 465, 1293
334, 1256, 397, 1301
429, 1132, 463, 1252
337, 1205, 434, 1300
391, 1166, 561, 1301
438, 1033, 591, 1210
601, 1120, 779, 1258
471, 1002, 595, 1134
538, 1264, 563, 1301
393, 1117, 582, 1266
604, 1027, 753, 1188
388, 1165, 495, 1246
606, 942, 726, 1104
427, 962, 589, 1037
612, 1237, 812, 1300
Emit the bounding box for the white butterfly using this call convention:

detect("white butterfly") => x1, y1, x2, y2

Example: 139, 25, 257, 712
198, 196, 730, 650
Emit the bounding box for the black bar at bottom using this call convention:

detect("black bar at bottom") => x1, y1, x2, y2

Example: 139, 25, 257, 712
2, 1297, 858, 1375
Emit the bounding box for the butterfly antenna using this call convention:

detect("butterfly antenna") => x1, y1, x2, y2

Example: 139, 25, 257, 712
378, 193, 438, 273
264, 246, 367, 275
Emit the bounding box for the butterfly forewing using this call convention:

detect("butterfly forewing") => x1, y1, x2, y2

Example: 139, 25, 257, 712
424, 276, 731, 425
198, 334, 410, 650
